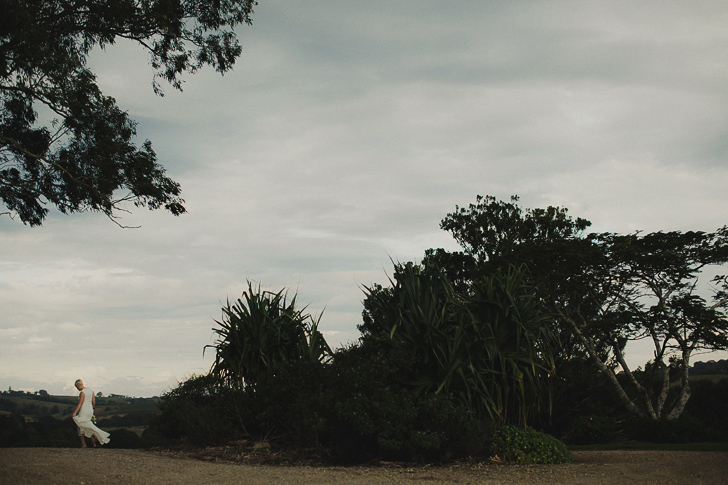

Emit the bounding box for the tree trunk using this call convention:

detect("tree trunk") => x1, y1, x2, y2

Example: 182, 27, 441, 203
612, 342, 657, 419
562, 315, 648, 418
665, 349, 692, 420
654, 359, 670, 419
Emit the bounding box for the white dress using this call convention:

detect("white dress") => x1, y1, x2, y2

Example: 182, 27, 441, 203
72, 388, 110, 445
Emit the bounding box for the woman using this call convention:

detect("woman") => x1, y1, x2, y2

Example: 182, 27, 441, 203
72, 379, 110, 448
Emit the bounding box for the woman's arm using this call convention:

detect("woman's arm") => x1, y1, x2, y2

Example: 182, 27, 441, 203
72, 392, 85, 417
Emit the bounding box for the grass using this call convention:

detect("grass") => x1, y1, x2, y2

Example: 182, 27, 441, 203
568, 442, 728, 452
689, 374, 728, 383
0, 396, 76, 419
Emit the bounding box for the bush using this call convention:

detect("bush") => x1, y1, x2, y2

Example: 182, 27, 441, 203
245, 342, 490, 463
247, 360, 329, 446
490, 426, 571, 464
317, 342, 492, 463
683, 378, 728, 440
625, 414, 715, 443
206, 282, 332, 389
0, 415, 79, 448
563, 415, 618, 444
152, 342, 493, 464
536, 356, 623, 438
108, 428, 140, 449
149, 373, 250, 446
0, 414, 27, 447
324, 384, 488, 463
137, 427, 171, 448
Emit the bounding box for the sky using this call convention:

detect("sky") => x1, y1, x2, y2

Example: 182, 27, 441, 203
2, 0, 728, 397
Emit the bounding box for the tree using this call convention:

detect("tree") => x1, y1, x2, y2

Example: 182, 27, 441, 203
361, 261, 558, 426
576, 229, 728, 419
1, 0, 257, 226
205, 282, 333, 389
430, 195, 728, 420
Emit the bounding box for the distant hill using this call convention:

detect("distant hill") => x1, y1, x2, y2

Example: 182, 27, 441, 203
691, 359, 728, 375
0, 390, 159, 423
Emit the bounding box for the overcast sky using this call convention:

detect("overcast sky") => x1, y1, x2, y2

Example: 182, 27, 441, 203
2, 1, 728, 397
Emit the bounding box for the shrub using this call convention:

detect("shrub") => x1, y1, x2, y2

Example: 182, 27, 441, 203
108, 428, 140, 449
625, 414, 715, 443
138, 427, 172, 448
536, 355, 623, 438
0, 414, 27, 447
490, 426, 571, 464
195, 340, 493, 464
244, 342, 463, 463
153, 340, 492, 464
319, 342, 492, 463
563, 415, 618, 444
683, 378, 728, 440
0, 414, 78, 448
245, 359, 329, 446
150, 373, 250, 446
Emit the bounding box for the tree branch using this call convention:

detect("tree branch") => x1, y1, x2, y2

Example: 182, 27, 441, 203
612, 342, 657, 419
561, 312, 648, 418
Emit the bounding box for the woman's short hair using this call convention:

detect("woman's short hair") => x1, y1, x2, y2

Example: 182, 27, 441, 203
74, 379, 84, 387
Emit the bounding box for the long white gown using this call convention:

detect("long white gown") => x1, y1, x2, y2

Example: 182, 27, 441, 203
72, 388, 110, 445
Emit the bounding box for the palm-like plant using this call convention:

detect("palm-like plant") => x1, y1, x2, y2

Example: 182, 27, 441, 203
205, 282, 332, 389
467, 266, 557, 425
362, 262, 557, 426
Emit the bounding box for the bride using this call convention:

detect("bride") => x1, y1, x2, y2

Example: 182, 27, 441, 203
71, 379, 110, 448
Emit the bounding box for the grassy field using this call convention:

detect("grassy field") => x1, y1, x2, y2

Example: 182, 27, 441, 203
0, 394, 159, 421
689, 374, 728, 383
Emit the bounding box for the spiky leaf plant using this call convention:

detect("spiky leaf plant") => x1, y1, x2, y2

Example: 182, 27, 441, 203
362, 262, 557, 426
205, 282, 332, 389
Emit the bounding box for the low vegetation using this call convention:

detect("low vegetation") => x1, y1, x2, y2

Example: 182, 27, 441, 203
0, 392, 163, 449
4, 196, 728, 466
146, 275, 727, 465
491, 426, 572, 464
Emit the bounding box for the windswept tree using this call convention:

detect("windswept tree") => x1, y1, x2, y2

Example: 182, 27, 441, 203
0, 0, 257, 225
429, 195, 728, 420
570, 230, 728, 419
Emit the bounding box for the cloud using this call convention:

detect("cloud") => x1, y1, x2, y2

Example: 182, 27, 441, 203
0, 327, 24, 340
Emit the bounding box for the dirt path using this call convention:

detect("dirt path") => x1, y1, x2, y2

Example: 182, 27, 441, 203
2, 448, 727, 484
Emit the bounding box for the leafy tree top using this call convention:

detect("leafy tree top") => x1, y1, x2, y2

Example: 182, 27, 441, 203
430, 194, 728, 420
440, 195, 591, 266
0, 0, 257, 226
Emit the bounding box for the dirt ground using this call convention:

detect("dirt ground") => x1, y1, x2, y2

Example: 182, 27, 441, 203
1, 448, 727, 484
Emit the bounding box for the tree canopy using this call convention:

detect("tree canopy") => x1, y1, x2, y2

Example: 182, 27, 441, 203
0, 0, 257, 226
427, 195, 728, 420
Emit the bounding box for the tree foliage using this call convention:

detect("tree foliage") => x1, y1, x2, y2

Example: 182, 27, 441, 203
0, 0, 257, 225
205, 282, 333, 389
437, 195, 591, 269
361, 261, 558, 426
430, 195, 728, 420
